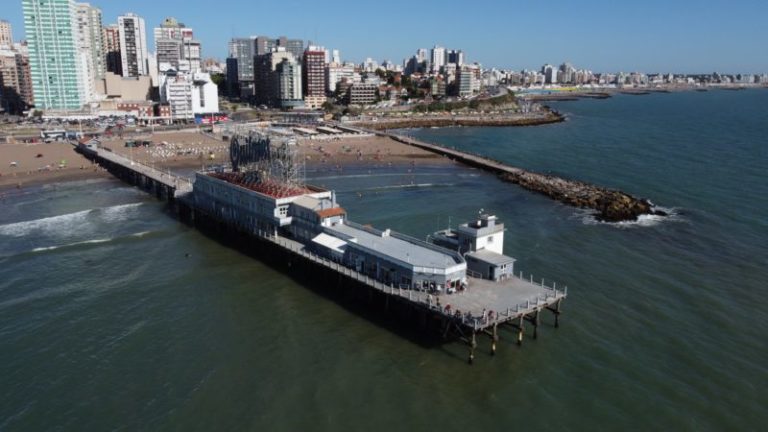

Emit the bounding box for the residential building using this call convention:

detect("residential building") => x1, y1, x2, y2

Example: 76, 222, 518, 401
254, 48, 301, 108
456, 65, 480, 97
253, 36, 303, 58
430, 77, 446, 98
326, 62, 357, 93
15, 46, 33, 109
227, 37, 254, 99
75, 3, 105, 103
303, 46, 327, 109
416, 48, 427, 63
276, 57, 303, 109
542, 64, 557, 84
117, 13, 149, 77
0, 47, 23, 113
362, 57, 378, 72
347, 82, 377, 105
559, 62, 576, 84
430, 45, 445, 73
447, 49, 464, 66
22, 0, 87, 110
0, 20, 12, 48
154, 17, 200, 73
103, 24, 121, 75
276, 36, 304, 60
159, 70, 219, 120
0, 42, 33, 114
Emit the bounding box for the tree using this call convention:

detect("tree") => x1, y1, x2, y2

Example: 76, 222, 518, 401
321, 101, 336, 112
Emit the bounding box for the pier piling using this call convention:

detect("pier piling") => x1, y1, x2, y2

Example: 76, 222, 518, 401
469, 331, 477, 365
491, 323, 498, 356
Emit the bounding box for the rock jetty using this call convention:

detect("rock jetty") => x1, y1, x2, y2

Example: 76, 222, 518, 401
353, 111, 564, 130
373, 130, 665, 223
498, 171, 666, 222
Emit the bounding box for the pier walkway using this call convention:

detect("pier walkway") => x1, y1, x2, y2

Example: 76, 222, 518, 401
78, 144, 193, 197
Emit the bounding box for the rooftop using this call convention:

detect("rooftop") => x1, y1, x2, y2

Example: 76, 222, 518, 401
325, 221, 463, 269
208, 172, 314, 199
467, 249, 516, 266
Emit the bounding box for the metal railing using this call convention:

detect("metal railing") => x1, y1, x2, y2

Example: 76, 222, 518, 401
260, 231, 566, 331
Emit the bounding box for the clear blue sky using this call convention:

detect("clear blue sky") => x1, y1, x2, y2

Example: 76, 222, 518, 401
5, 0, 767, 73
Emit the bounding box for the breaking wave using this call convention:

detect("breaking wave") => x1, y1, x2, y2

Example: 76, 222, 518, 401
0, 203, 144, 238
577, 206, 683, 228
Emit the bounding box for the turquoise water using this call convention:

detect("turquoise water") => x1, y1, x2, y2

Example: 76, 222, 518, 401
1, 90, 766, 430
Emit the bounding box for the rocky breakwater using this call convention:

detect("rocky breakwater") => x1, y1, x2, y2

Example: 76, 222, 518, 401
354, 111, 564, 131
499, 171, 667, 222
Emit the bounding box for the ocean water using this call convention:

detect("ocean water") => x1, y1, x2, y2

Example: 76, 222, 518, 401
1, 89, 767, 430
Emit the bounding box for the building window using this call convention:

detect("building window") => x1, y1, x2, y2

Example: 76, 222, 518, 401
487, 236, 493, 243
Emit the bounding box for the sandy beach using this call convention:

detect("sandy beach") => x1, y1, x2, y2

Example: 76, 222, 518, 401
0, 130, 451, 191
0, 141, 110, 190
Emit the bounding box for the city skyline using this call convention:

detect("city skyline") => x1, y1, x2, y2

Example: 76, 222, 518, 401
3, 0, 768, 74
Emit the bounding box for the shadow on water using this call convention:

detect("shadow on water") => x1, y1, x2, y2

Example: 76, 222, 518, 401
158, 203, 467, 354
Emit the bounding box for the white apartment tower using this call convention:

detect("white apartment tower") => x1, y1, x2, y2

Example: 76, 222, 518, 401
75, 3, 105, 102
118, 13, 149, 77
430, 45, 445, 73
159, 70, 219, 120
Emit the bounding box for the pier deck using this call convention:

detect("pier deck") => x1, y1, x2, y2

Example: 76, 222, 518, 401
78, 144, 193, 196
269, 233, 566, 333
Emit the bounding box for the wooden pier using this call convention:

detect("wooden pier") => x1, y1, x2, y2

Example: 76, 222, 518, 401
76, 143, 567, 364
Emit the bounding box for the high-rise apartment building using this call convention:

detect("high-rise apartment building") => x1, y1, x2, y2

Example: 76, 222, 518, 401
430, 45, 445, 73
154, 17, 200, 73
456, 65, 480, 97
75, 3, 105, 102
303, 46, 326, 108
103, 24, 121, 75
254, 48, 303, 107
277, 37, 304, 60
253, 36, 303, 58
447, 49, 464, 66
276, 57, 302, 108
416, 48, 427, 63
14, 45, 34, 109
0, 47, 23, 113
326, 62, 356, 93
0, 20, 13, 48
159, 69, 219, 120
227, 37, 255, 99
22, 0, 86, 110
542, 64, 557, 84
559, 62, 576, 84
117, 13, 148, 77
